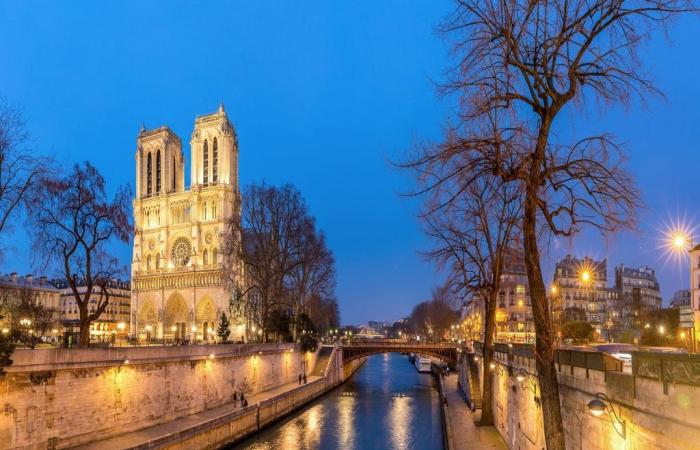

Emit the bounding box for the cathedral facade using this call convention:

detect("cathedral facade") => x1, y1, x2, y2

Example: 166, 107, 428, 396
129, 106, 244, 342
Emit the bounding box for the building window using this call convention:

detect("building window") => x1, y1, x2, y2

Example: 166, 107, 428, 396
156, 149, 161, 193
172, 156, 176, 191
146, 152, 152, 196
203, 249, 208, 265
203, 139, 209, 185
212, 248, 217, 264
213, 137, 218, 183
147, 255, 152, 271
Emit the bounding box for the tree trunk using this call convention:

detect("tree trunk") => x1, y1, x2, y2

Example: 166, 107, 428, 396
78, 309, 91, 349
523, 119, 566, 450
479, 289, 498, 426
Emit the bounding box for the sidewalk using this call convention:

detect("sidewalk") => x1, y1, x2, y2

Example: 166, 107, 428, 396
443, 374, 506, 450
74, 376, 321, 450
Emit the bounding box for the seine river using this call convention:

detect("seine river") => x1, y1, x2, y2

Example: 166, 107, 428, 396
231, 352, 444, 450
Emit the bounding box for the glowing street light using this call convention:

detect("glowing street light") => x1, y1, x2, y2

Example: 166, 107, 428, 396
580, 270, 591, 283
550, 285, 558, 295
672, 232, 689, 250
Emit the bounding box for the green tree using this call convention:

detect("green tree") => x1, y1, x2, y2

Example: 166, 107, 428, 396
561, 321, 594, 343
299, 333, 318, 353
217, 313, 231, 343
267, 309, 292, 342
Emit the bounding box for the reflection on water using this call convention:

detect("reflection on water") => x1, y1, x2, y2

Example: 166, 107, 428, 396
231, 353, 443, 450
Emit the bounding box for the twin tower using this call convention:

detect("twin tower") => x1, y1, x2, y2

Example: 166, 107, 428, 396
130, 105, 244, 342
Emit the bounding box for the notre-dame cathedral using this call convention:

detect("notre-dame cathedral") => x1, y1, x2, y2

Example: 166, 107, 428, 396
129, 105, 244, 342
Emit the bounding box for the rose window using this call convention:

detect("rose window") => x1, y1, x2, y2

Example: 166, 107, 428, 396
171, 237, 192, 267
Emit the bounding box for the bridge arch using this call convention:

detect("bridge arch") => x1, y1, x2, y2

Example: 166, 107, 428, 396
341, 342, 458, 365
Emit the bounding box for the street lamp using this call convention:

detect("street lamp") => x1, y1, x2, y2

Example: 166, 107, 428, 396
117, 322, 126, 347
580, 270, 591, 284
587, 393, 626, 439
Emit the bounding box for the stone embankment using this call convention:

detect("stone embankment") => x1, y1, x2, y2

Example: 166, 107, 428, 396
0, 343, 362, 450
463, 342, 700, 449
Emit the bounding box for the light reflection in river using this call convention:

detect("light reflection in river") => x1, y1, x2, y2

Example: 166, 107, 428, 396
231, 353, 443, 450
389, 396, 412, 450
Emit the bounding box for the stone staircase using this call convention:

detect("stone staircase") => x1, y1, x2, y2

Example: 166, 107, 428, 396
310, 346, 334, 377
467, 357, 482, 410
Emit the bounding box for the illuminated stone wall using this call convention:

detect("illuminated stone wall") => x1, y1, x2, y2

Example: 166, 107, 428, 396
468, 355, 700, 449
0, 344, 316, 449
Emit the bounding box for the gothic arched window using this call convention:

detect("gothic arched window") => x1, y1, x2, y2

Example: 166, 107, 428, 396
146, 254, 152, 271
146, 152, 152, 196
212, 137, 218, 183
212, 248, 217, 265
172, 156, 176, 191
156, 149, 162, 193
203, 139, 209, 185
203, 249, 208, 266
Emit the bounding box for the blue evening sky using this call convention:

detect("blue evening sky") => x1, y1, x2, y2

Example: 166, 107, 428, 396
1, 2, 698, 324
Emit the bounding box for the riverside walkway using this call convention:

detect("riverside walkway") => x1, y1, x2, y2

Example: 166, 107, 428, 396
443, 374, 506, 450
74, 376, 321, 450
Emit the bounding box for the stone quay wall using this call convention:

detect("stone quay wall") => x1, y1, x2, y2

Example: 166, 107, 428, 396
152, 346, 366, 450
464, 345, 700, 450
0, 344, 314, 450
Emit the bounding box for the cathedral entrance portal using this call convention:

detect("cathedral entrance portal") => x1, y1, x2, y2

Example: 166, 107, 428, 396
196, 297, 217, 342
164, 293, 189, 341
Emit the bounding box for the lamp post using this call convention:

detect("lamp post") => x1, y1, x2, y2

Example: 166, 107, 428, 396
587, 393, 626, 439
20, 318, 32, 346
117, 322, 126, 347
666, 226, 695, 352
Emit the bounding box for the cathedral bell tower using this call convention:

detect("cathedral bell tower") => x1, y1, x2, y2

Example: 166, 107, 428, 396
190, 103, 239, 190
135, 126, 185, 199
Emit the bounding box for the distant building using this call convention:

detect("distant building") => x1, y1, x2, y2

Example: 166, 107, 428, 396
670, 289, 691, 307
368, 321, 389, 332
614, 265, 662, 330
670, 289, 693, 347
460, 248, 534, 343
54, 278, 131, 343
689, 245, 700, 351
0, 273, 62, 335
552, 255, 608, 336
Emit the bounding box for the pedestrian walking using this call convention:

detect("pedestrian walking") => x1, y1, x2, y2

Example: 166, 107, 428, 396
233, 391, 238, 406
298, 373, 302, 385
303, 373, 307, 384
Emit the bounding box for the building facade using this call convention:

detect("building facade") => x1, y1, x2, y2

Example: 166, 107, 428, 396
55, 278, 131, 343
552, 255, 609, 336
613, 264, 662, 330
460, 249, 534, 343
691, 245, 700, 348
129, 106, 245, 342
0, 273, 61, 337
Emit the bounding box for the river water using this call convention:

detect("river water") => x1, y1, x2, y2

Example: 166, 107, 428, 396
232, 352, 444, 450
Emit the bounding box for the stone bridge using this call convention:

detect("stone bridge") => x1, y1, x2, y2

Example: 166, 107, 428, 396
341, 340, 459, 365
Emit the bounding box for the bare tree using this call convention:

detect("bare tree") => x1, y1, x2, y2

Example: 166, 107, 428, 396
0, 98, 46, 256
27, 162, 131, 348
287, 220, 336, 340
409, 295, 459, 342
422, 175, 520, 426
404, 2, 696, 447
222, 183, 308, 341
